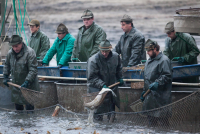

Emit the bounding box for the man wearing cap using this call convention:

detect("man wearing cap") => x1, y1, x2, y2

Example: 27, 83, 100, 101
141, 39, 172, 126
113, 14, 145, 67
71, 9, 106, 62
42, 23, 75, 67
28, 19, 50, 60
163, 21, 199, 83
87, 40, 123, 121
3, 35, 40, 110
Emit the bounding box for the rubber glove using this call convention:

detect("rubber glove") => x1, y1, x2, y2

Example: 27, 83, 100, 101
72, 58, 78, 62
127, 66, 131, 67
172, 57, 181, 61
177, 57, 185, 63
42, 63, 47, 67
3, 74, 10, 87
149, 82, 159, 91
58, 64, 62, 68
103, 85, 109, 88
21, 81, 29, 88
140, 91, 146, 102
141, 60, 146, 63
118, 79, 124, 86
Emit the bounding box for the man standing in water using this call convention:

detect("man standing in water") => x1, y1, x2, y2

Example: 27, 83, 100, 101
87, 40, 123, 121
71, 9, 107, 62
113, 14, 145, 67
28, 19, 50, 60
3, 35, 40, 110
141, 39, 172, 127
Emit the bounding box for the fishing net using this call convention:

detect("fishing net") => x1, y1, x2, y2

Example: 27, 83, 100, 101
0, 88, 200, 133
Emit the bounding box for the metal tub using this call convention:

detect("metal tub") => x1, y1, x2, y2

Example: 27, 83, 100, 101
0, 65, 3, 74
68, 62, 87, 69
0, 77, 12, 105
55, 83, 87, 113
60, 68, 86, 78
118, 86, 195, 112
174, 8, 200, 35
36, 81, 58, 108
37, 66, 60, 76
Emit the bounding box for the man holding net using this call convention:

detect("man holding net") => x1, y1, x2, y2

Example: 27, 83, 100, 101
3, 35, 40, 110
140, 39, 172, 127
87, 40, 123, 121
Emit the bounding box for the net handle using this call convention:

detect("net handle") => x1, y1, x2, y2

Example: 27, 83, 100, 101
7, 82, 21, 88
108, 82, 120, 88
7, 82, 43, 94
143, 89, 150, 97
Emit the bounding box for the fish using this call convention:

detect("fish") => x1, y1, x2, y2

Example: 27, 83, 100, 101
84, 88, 116, 109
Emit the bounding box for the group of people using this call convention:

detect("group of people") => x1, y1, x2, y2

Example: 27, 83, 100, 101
3, 9, 199, 126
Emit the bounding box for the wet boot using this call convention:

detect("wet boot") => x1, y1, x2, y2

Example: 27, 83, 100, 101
15, 104, 24, 110
26, 104, 34, 114
94, 115, 103, 121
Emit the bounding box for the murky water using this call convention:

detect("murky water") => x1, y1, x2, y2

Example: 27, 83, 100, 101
0, 105, 184, 134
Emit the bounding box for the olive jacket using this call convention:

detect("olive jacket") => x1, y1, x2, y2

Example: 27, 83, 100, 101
72, 22, 106, 62
3, 44, 40, 105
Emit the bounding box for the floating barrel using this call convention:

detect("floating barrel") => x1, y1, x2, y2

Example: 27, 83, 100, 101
174, 8, 200, 35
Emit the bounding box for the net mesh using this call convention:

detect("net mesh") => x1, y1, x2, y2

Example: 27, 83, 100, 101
0, 89, 200, 133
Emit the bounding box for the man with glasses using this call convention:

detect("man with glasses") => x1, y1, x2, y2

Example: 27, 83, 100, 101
87, 40, 123, 121
163, 21, 199, 83
28, 19, 50, 60
42, 23, 75, 67
71, 9, 106, 62
113, 14, 145, 67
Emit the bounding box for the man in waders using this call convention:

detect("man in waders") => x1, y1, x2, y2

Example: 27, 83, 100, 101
163, 21, 199, 83
71, 9, 107, 62
87, 40, 123, 121
3, 35, 40, 110
141, 39, 172, 127
113, 14, 146, 67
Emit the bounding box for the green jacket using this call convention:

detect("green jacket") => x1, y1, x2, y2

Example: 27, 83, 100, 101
72, 22, 106, 62
3, 44, 40, 105
113, 27, 146, 67
163, 33, 199, 65
28, 29, 50, 60
43, 33, 75, 66
143, 52, 172, 117
87, 51, 122, 114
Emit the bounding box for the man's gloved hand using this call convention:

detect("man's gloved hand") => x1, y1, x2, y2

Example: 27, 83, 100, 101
149, 82, 158, 91
72, 58, 78, 62
140, 91, 146, 102
127, 66, 131, 67
3, 74, 10, 87
58, 64, 62, 68
103, 85, 109, 88
172, 57, 179, 61
42, 63, 47, 67
21, 81, 29, 88
177, 57, 185, 63
118, 79, 124, 86
141, 60, 146, 64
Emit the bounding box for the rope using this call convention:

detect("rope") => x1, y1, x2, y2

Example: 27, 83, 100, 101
176, 32, 200, 53
17, 0, 28, 44
0, 0, 8, 36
